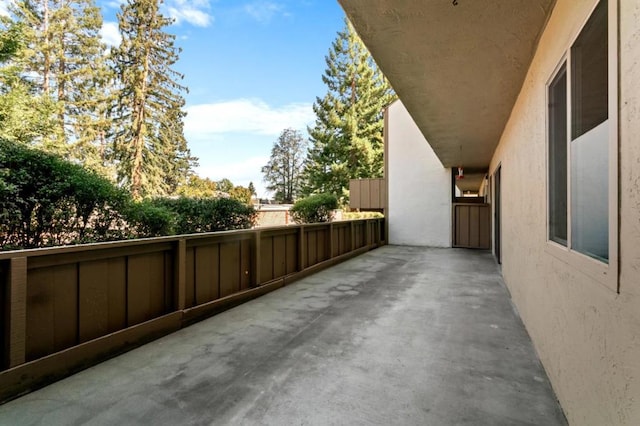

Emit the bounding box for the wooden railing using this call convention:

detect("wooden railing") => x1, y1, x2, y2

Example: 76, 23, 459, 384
0, 218, 385, 402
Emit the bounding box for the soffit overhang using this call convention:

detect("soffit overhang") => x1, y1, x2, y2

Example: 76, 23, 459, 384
339, 0, 555, 178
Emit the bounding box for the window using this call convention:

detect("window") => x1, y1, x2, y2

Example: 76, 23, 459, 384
547, 0, 615, 269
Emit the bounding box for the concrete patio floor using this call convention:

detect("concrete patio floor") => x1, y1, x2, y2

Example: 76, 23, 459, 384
0, 246, 567, 426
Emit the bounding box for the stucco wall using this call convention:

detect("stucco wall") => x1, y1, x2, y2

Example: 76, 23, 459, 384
387, 101, 451, 247
489, 0, 640, 424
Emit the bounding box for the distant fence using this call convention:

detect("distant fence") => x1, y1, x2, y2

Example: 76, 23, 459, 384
452, 203, 491, 249
0, 218, 385, 402
349, 178, 386, 211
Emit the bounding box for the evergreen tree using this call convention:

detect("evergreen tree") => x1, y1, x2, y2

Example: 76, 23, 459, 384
0, 17, 58, 145
112, 0, 194, 199
303, 19, 396, 202
9, 0, 114, 166
262, 128, 307, 204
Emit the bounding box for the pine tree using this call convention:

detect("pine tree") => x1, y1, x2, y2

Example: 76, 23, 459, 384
112, 0, 194, 199
303, 19, 396, 202
9, 0, 114, 167
0, 18, 58, 144
262, 128, 307, 204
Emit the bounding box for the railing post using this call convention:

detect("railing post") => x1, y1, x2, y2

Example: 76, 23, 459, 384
175, 239, 187, 310
350, 221, 356, 252
7, 257, 27, 368
298, 225, 306, 271
329, 223, 335, 258
252, 231, 262, 286
365, 220, 372, 247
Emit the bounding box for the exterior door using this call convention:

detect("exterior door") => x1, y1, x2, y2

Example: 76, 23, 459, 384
494, 166, 502, 264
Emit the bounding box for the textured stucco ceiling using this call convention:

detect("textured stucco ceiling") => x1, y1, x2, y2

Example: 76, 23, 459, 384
339, 0, 555, 178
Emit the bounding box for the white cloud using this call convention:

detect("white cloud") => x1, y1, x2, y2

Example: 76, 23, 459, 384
99, 22, 121, 47
166, 0, 212, 27
185, 99, 314, 138
243, 1, 285, 23
197, 156, 268, 183
0, 0, 10, 17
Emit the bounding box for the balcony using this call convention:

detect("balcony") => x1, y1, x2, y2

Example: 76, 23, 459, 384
0, 243, 566, 424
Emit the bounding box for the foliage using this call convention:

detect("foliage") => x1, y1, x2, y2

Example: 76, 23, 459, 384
302, 19, 396, 203
228, 185, 253, 205
342, 211, 384, 220
149, 197, 256, 234
290, 193, 339, 224
176, 174, 217, 198
9, 0, 115, 168
261, 128, 307, 203
112, 0, 195, 198
0, 140, 130, 250
0, 18, 58, 146
123, 200, 176, 238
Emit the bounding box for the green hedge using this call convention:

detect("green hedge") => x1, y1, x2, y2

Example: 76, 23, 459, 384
290, 193, 338, 224
1, 140, 130, 249
0, 141, 257, 250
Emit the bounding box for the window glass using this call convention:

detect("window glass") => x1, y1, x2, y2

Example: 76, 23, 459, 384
571, 0, 608, 139
570, 0, 609, 262
548, 65, 567, 246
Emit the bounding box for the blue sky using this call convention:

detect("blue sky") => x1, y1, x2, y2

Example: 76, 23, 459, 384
100, 0, 347, 197
0, 0, 347, 196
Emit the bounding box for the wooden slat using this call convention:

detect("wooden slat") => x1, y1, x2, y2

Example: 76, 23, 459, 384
185, 247, 196, 308
370, 179, 380, 209
27, 263, 78, 361
219, 241, 240, 298
240, 239, 251, 291
307, 230, 318, 266
127, 252, 166, 326
260, 235, 274, 282
175, 240, 187, 310
195, 245, 219, 305
7, 258, 27, 368
350, 180, 361, 209
285, 233, 297, 275
78, 258, 126, 343
273, 235, 286, 279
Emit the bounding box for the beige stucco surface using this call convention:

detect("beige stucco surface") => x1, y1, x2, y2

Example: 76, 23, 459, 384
488, 0, 640, 424
339, 0, 554, 174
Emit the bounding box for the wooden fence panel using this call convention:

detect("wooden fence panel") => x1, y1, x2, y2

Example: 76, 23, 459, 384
127, 251, 171, 327
240, 239, 251, 291
219, 241, 240, 298
27, 264, 78, 361
285, 233, 297, 275
78, 258, 127, 343
453, 204, 491, 249
185, 247, 196, 308
194, 244, 220, 305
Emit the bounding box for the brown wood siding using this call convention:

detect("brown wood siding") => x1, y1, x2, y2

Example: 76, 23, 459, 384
349, 179, 386, 210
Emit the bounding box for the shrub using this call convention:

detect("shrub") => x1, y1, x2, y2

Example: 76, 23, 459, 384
290, 193, 339, 224
0, 140, 130, 249
124, 200, 176, 238
148, 196, 256, 234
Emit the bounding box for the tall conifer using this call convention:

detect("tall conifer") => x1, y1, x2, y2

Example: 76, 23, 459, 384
10, 0, 113, 166
303, 19, 396, 201
112, 0, 194, 198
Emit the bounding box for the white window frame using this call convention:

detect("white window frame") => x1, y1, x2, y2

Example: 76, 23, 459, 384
544, 0, 618, 292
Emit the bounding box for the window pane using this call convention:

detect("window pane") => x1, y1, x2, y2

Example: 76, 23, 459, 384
570, 0, 609, 263
548, 65, 567, 245
571, 121, 609, 262
571, 0, 608, 139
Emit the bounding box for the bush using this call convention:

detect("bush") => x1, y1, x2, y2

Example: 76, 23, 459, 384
290, 193, 339, 224
0, 140, 130, 249
124, 200, 176, 238
148, 196, 256, 234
